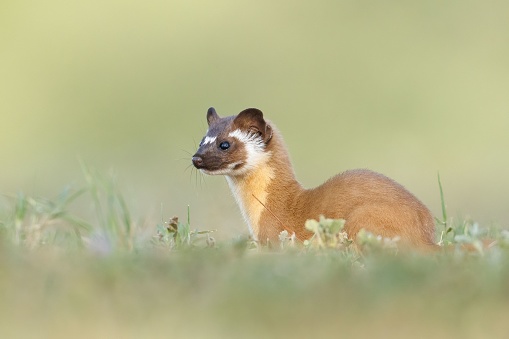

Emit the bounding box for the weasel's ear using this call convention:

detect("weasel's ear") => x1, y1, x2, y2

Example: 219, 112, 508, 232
206, 107, 220, 126
234, 108, 273, 143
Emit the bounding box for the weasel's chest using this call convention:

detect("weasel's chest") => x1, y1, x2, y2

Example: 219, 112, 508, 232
225, 167, 275, 240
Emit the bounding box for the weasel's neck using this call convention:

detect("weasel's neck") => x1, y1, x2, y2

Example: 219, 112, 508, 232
226, 128, 303, 240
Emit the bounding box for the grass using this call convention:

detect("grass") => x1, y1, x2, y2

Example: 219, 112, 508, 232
1, 168, 509, 339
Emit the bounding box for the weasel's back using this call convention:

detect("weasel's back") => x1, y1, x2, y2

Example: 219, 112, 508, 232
301, 169, 436, 247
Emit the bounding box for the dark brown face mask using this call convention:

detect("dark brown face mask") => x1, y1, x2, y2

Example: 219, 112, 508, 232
192, 107, 272, 176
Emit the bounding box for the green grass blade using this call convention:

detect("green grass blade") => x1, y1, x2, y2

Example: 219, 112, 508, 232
437, 172, 447, 228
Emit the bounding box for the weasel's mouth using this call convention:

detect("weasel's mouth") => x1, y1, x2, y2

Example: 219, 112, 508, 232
200, 168, 224, 175
200, 168, 232, 176
199, 162, 244, 176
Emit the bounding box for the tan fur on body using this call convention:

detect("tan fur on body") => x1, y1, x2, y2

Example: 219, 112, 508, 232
192, 108, 436, 248
235, 126, 434, 246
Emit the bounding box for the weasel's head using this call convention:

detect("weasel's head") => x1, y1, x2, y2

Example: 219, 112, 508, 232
192, 107, 273, 176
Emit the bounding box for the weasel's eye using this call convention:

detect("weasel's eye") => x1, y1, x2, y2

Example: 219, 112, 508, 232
219, 141, 230, 150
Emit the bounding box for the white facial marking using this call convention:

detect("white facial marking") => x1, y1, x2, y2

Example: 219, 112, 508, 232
228, 129, 256, 144
203, 136, 216, 145
228, 129, 268, 173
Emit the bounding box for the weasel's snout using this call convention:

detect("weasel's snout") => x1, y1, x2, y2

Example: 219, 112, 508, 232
192, 155, 204, 168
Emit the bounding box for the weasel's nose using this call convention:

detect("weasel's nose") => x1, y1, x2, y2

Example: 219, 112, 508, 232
192, 156, 203, 168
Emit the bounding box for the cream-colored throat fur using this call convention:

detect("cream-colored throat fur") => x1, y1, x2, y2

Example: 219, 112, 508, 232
226, 165, 275, 240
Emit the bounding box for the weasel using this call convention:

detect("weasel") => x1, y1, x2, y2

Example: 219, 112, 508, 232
192, 107, 436, 248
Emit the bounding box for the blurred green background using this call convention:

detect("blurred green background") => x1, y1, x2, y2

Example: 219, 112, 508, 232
2, 0, 508, 238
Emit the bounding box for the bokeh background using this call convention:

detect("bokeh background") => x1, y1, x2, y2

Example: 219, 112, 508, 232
2, 0, 508, 239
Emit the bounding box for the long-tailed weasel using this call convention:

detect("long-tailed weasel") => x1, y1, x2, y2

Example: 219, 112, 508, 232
192, 107, 436, 248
